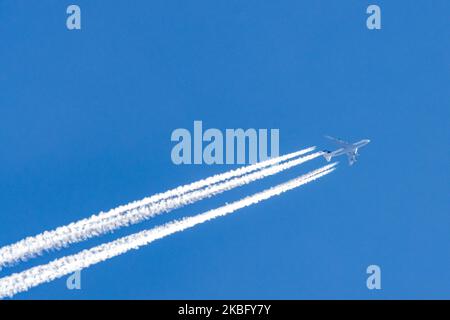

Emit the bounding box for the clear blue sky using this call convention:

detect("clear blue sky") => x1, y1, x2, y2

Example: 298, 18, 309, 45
0, 1, 449, 299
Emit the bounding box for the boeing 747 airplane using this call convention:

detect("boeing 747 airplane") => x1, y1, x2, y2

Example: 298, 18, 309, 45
323, 135, 370, 165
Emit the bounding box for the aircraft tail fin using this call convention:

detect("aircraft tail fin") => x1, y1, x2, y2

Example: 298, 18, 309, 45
323, 151, 332, 162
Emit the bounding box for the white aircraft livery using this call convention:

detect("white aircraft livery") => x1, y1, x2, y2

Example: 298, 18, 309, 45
323, 135, 370, 165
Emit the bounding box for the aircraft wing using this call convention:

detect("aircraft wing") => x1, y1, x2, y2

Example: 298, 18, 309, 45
324, 135, 350, 147
347, 152, 357, 165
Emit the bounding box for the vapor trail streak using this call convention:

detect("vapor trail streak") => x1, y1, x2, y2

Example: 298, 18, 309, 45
0, 163, 336, 299
0, 147, 317, 268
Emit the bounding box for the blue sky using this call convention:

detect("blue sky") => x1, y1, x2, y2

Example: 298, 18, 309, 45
0, 1, 449, 299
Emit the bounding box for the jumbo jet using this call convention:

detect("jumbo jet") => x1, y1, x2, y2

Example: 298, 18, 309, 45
323, 135, 370, 165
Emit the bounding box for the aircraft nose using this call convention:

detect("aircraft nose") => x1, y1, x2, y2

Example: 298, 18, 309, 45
366, 139, 371, 143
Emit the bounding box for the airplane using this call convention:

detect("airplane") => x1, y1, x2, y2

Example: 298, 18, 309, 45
323, 135, 370, 165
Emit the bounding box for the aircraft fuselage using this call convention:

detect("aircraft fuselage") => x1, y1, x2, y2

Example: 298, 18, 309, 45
323, 137, 370, 165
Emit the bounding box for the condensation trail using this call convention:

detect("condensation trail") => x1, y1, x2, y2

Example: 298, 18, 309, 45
0, 163, 336, 299
0, 147, 318, 268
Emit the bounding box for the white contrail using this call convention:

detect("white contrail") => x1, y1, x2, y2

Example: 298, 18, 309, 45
0, 163, 336, 299
0, 147, 318, 268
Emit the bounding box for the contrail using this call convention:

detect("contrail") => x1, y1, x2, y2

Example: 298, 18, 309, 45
0, 163, 336, 299
0, 147, 318, 268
